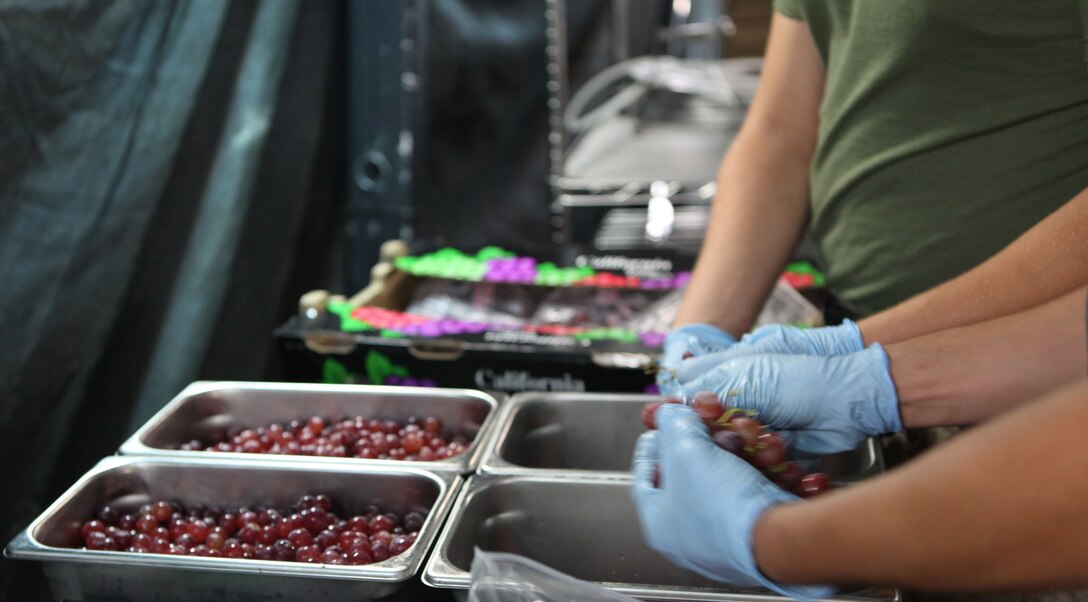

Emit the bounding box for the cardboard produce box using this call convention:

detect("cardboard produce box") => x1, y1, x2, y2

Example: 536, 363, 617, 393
276, 246, 823, 394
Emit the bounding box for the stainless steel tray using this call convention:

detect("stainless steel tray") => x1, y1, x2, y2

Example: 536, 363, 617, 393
119, 381, 501, 474
479, 393, 884, 480
5, 456, 461, 601
424, 475, 899, 601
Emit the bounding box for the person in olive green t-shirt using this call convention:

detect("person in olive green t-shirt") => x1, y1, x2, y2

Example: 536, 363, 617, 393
782, 1, 1088, 317
668, 1, 1088, 346
646, 2, 1088, 598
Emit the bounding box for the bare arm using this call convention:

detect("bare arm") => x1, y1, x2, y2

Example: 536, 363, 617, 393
860, 185, 1088, 345
754, 378, 1088, 592
673, 14, 823, 338
886, 287, 1087, 427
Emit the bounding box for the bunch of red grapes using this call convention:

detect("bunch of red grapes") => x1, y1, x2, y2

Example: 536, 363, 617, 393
177, 414, 469, 462
77, 493, 425, 565
641, 392, 831, 498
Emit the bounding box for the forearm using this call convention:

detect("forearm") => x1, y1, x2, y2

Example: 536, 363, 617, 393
674, 129, 811, 337
860, 185, 1088, 345
674, 14, 822, 338
755, 379, 1088, 592
887, 287, 1088, 427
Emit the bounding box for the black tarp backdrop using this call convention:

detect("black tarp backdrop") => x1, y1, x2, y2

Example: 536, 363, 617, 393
0, 1, 611, 599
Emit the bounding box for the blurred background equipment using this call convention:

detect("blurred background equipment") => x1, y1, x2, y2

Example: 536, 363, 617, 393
548, 0, 763, 266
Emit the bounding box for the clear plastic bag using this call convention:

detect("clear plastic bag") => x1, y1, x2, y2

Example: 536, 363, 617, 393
532, 287, 663, 328
467, 548, 640, 602
405, 279, 537, 326
625, 279, 823, 335
753, 279, 824, 329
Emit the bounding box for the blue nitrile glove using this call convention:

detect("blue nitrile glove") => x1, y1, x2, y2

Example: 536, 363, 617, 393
737, 319, 865, 357
631, 404, 834, 601
675, 320, 865, 384
676, 345, 902, 455
657, 323, 736, 396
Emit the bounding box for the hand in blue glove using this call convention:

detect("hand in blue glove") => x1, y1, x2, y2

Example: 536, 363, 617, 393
677, 345, 902, 455
738, 319, 865, 357
657, 323, 736, 396
631, 404, 834, 600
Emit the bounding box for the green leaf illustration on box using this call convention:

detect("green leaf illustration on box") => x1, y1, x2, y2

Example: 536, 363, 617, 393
366, 350, 408, 386
323, 357, 353, 384
323, 352, 409, 386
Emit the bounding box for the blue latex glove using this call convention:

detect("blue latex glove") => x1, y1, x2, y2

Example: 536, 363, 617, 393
670, 320, 864, 392
631, 404, 834, 600
737, 319, 865, 357
677, 345, 902, 455
657, 323, 736, 395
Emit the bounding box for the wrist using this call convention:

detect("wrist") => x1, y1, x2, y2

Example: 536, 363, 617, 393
752, 500, 837, 597
752, 502, 795, 582
854, 344, 904, 434
856, 317, 879, 347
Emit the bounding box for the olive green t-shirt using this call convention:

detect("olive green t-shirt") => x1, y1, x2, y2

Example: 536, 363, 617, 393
774, 0, 1088, 316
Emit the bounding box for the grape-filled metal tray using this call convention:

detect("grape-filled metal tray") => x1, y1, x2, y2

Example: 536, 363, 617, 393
478, 393, 884, 481
424, 475, 900, 601
119, 381, 501, 474
4, 456, 461, 602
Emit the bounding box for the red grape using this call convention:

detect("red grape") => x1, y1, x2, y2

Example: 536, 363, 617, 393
346, 547, 373, 565
640, 401, 664, 429
253, 544, 274, 560
346, 516, 370, 534
638, 390, 838, 498
205, 531, 225, 551
118, 513, 137, 531
84, 531, 111, 550
691, 391, 723, 422
711, 430, 746, 455
389, 535, 411, 556
369, 514, 395, 533
295, 545, 321, 563
726, 416, 763, 442
286, 528, 312, 548
402, 432, 424, 454
179, 413, 465, 462
174, 533, 197, 551
272, 539, 296, 561
136, 514, 158, 535
369, 530, 393, 547
797, 473, 832, 498
186, 520, 209, 544
74, 495, 426, 564
107, 527, 131, 549
98, 506, 119, 525
128, 533, 151, 552
314, 529, 338, 550
339, 530, 363, 549
81, 520, 107, 539
402, 512, 424, 532
258, 526, 278, 546
369, 541, 390, 562
771, 461, 804, 491
747, 432, 787, 470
